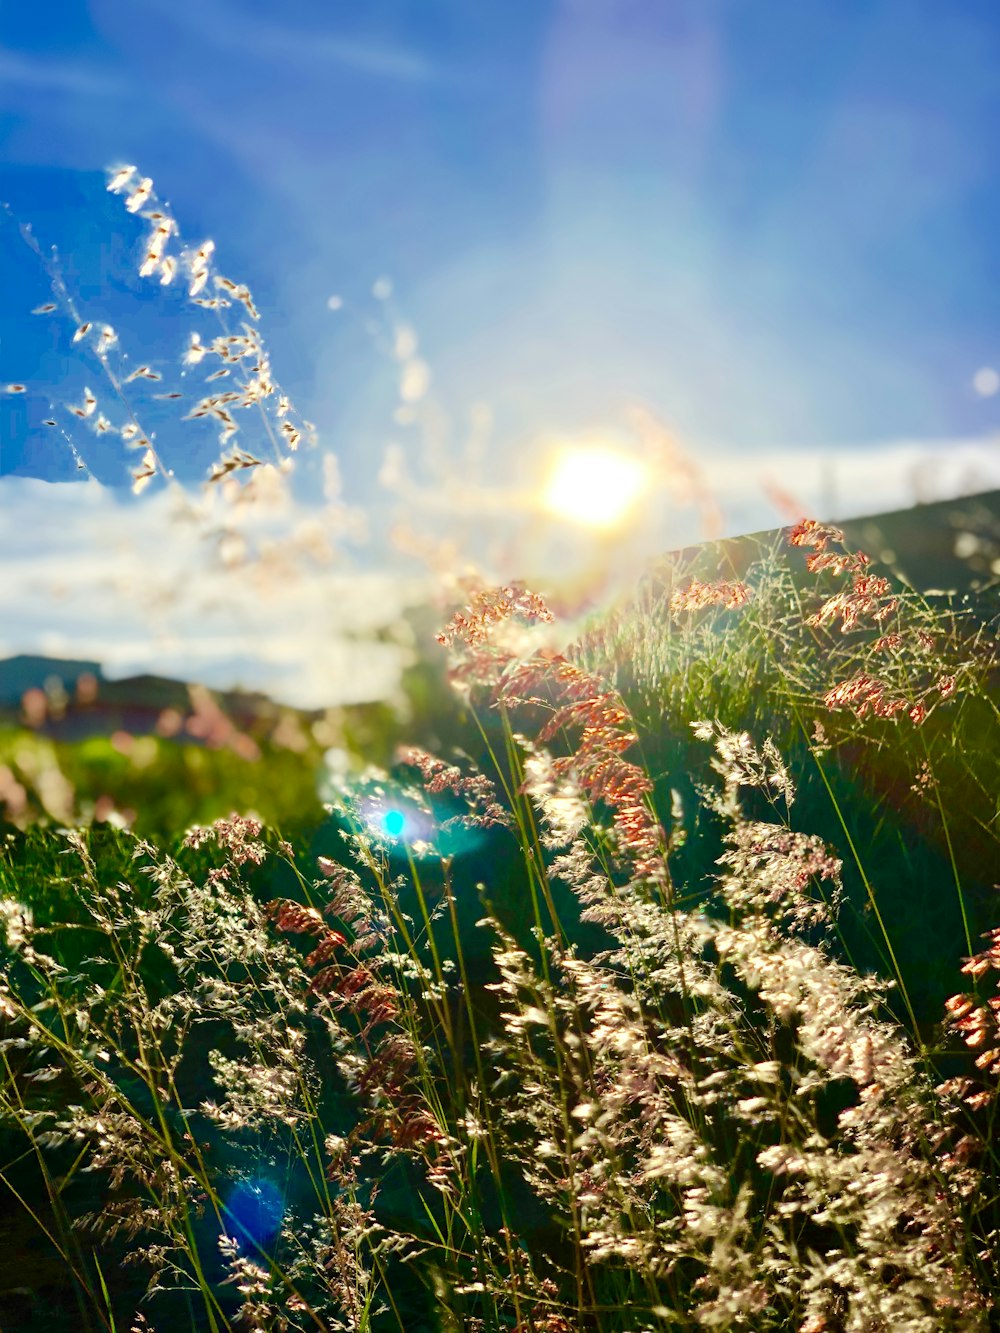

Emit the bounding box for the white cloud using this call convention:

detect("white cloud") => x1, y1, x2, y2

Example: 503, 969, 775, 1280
0, 46, 125, 98
0, 477, 427, 710
130, 0, 437, 83
705, 435, 1000, 529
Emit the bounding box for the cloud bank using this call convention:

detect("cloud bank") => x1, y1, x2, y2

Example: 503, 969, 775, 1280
3, 433, 997, 708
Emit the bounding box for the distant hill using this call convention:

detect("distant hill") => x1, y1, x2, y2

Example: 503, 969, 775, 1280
0, 655, 104, 708
0, 655, 320, 744
838, 486, 1000, 596
665, 487, 1000, 608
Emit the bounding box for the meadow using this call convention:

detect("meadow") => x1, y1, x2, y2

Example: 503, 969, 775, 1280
0, 167, 998, 1332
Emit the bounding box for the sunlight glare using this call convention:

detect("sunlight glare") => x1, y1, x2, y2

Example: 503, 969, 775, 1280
542, 444, 648, 530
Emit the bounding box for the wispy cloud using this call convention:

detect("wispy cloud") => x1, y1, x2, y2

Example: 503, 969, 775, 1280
136, 0, 437, 83
0, 46, 125, 98
276, 31, 435, 83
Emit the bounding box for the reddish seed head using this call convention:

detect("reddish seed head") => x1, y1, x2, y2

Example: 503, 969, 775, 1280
669, 578, 752, 614
788, 517, 845, 551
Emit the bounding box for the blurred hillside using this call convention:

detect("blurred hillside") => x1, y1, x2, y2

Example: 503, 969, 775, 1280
662, 486, 1000, 610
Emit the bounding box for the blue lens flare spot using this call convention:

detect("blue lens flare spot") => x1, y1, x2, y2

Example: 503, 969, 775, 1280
225, 1177, 285, 1250
381, 809, 406, 838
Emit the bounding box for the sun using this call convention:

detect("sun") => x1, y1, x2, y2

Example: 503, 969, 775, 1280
542, 443, 648, 531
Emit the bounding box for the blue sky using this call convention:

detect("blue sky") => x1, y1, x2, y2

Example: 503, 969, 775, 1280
1, 1, 1000, 490
2, 0, 1000, 508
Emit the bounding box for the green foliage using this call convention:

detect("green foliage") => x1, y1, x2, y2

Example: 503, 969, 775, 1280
0, 725, 326, 844
0, 525, 997, 1331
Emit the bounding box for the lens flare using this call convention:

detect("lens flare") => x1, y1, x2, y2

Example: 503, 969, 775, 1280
352, 791, 436, 852
224, 1177, 285, 1250
381, 808, 406, 838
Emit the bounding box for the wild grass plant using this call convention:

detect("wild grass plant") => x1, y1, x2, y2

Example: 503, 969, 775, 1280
1, 167, 999, 1330
0, 530, 997, 1330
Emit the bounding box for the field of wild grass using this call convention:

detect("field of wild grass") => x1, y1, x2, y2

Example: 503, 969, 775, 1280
0, 167, 999, 1331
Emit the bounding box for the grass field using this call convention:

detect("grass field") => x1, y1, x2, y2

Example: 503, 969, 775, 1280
0, 510, 997, 1331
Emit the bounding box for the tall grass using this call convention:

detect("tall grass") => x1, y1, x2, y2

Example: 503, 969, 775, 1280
0, 522, 997, 1329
